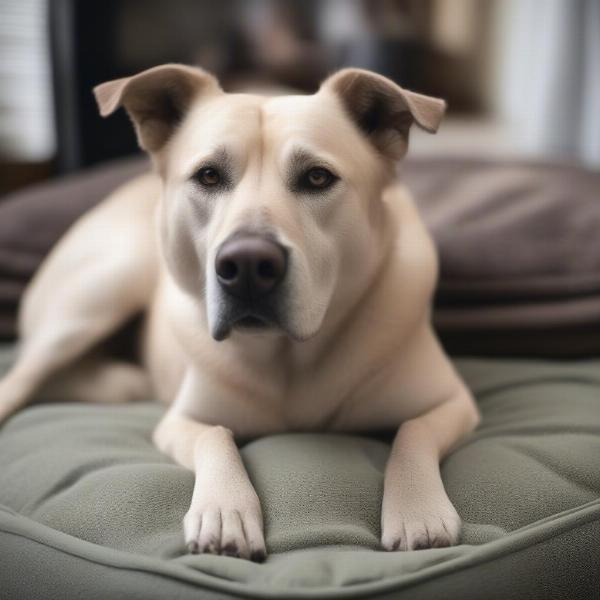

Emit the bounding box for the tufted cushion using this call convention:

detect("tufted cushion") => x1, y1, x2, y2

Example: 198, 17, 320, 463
1, 345, 599, 598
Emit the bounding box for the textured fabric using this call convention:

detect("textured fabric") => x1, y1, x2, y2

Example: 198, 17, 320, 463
1, 156, 600, 355
0, 345, 599, 598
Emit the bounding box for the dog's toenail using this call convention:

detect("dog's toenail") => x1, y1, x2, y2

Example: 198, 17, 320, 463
222, 543, 240, 557
250, 549, 267, 563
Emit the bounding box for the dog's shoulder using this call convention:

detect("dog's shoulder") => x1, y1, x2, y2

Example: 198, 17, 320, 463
383, 182, 438, 284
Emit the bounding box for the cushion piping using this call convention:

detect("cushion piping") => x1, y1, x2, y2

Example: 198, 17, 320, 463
1, 498, 599, 599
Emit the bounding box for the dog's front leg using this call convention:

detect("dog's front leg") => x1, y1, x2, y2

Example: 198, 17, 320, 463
381, 384, 479, 551
153, 372, 266, 562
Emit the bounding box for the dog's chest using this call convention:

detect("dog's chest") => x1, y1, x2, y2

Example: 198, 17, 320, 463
265, 367, 374, 433
194, 367, 358, 436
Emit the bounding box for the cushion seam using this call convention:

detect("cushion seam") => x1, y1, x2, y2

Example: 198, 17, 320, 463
1, 501, 599, 599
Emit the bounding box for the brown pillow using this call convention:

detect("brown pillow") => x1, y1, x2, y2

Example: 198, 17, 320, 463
401, 157, 600, 356
1, 155, 599, 356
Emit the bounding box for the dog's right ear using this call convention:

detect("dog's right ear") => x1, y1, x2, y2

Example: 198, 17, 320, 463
321, 68, 446, 161
93, 64, 221, 153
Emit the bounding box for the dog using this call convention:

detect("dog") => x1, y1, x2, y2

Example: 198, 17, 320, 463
0, 65, 480, 561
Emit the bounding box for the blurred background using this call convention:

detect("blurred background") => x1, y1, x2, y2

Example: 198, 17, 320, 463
0, 0, 599, 194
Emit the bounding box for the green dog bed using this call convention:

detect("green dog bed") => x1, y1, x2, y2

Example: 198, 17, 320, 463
0, 345, 599, 599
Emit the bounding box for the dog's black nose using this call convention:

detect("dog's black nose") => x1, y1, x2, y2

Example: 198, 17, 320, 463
215, 235, 287, 299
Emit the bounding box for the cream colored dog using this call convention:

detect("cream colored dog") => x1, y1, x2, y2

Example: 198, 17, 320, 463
0, 65, 479, 561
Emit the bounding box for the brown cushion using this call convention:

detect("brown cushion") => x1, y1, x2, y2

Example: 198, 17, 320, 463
400, 157, 600, 356
0, 154, 599, 356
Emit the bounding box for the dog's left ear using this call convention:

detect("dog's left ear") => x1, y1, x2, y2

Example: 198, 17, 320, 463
93, 64, 221, 153
321, 68, 446, 160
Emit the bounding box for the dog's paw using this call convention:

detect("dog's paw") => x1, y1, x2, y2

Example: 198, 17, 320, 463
381, 504, 461, 551
183, 505, 266, 562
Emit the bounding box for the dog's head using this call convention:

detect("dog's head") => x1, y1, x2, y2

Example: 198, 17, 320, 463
95, 65, 445, 342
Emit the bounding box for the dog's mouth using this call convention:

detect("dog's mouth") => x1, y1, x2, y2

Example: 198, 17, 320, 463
235, 315, 270, 330
211, 303, 280, 341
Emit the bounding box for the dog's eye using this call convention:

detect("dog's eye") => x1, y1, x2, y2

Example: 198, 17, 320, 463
301, 167, 337, 191
195, 167, 221, 187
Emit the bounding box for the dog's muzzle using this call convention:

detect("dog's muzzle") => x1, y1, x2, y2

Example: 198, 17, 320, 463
212, 234, 287, 338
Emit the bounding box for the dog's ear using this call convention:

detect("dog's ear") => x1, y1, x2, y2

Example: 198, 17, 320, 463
93, 64, 221, 153
321, 68, 446, 160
